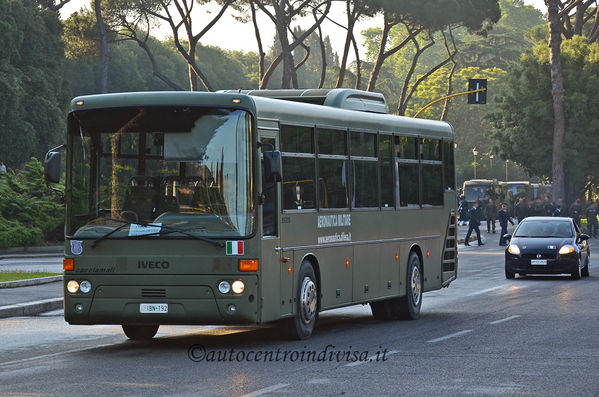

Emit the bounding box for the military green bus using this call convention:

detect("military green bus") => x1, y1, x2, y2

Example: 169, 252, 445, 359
44, 89, 458, 340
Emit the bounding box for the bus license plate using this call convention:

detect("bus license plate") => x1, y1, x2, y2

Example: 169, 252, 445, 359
140, 303, 168, 313
530, 259, 547, 265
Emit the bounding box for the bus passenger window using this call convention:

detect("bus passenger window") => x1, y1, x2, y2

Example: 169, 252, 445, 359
351, 131, 378, 208
399, 163, 419, 207
280, 125, 316, 211
443, 141, 456, 191
318, 128, 349, 209
379, 135, 394, 208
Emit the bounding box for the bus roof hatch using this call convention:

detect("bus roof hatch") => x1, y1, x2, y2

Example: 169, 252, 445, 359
219, 89, 388, 114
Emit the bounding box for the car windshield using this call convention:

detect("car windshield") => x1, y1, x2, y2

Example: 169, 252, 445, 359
514, 220, 573, 238
67, 106, 254, 239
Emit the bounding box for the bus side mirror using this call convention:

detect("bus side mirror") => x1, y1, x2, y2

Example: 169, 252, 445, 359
264, 150, 282, 183
44, 151, 61, 184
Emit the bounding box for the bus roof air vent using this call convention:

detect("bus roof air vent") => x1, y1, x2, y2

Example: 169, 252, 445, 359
218, 89, 388, 114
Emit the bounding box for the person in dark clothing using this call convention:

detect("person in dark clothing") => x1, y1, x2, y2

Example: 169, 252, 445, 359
498, 203, 514, 246
553, 204, 562, 217
514, 198, 527, 223
464, 201, 484, 246
586, 201, 598, 238
570, 198, 582, 228
486, 198, 498, 233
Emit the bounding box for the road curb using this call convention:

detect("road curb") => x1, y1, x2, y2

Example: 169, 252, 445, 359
0, 276, 63, 289
0, 298, 63, 319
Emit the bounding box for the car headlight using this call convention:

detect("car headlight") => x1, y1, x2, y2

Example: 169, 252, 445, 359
507, 244, 520, 255
559, 245, 575, 254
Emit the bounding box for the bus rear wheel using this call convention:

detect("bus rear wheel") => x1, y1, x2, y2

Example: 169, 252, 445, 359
396, 253, 422, 320
286, 261, 319, 340
122, 324, 159, 340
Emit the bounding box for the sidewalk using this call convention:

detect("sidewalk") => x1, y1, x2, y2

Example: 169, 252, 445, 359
0, 245, 64, 319
0, 281, 63, 318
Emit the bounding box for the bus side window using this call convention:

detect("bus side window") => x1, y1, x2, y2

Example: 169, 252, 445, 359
280, 125, 316, 211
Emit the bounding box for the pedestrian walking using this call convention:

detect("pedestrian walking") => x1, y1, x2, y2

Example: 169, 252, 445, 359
486, 198, 497, 233
498, 203, 514, 246
464, 200, 484, 246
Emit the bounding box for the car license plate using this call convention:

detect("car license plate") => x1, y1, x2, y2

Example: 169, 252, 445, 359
530, 259, 547, 265
140, 303, 168, 313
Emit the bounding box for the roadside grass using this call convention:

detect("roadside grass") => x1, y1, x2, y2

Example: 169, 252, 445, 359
0, 271, 61, 282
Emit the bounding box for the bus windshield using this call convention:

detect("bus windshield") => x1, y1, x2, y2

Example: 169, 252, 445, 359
67, 106, 254, 239
464, 185, 488, 201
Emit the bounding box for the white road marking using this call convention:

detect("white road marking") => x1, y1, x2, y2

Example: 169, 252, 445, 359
490, 315, 521, 325
238, 383, 290, 397
427, 329, 473, 343
343, 350, 400, 367
466, 286, 503, 296
0, 342, 117, 368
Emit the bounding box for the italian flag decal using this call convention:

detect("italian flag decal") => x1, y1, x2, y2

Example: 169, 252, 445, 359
226, 241, 244, 255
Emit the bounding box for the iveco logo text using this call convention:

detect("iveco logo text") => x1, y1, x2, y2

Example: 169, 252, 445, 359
138, 261, 170, 269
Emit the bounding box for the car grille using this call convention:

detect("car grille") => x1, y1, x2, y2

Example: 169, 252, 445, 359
522, 253, 556, 260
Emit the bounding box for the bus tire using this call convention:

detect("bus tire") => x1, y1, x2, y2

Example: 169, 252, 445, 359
286, 261, 319, 340
122, 324, 159, 340
396, 253, 422, 320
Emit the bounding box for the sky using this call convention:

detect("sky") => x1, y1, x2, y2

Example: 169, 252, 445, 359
59, 0, 547, 57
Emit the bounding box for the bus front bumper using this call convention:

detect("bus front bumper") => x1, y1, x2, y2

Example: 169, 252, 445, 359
63, 275, 258, 325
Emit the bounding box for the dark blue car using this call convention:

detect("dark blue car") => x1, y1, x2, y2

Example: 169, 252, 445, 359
504, 217, 590, 279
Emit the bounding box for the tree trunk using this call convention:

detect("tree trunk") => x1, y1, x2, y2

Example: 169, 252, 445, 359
546, 0, 567, 203
188, 42, 198, 91
94, 0, 108, 93
335, 1, 355, 88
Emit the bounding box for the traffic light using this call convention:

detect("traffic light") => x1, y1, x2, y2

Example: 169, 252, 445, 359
468, 79, 487, 104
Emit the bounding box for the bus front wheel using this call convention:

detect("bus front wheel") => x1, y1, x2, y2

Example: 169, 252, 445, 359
122, 324, 159, 340
286, 261, 319, 340
396, 253, 422, 320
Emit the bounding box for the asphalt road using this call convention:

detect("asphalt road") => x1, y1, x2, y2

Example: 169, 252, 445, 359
0, 230, 598, 396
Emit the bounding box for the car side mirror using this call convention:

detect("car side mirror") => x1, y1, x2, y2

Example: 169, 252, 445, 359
579, 233, 590, 241
504, 234, 512, 241
263, 150, 282, 183
43, 151, 61, 184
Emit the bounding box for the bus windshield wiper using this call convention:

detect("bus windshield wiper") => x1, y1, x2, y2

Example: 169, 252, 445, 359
91, 219, 224, 248
91, 219, 146, 248
131, 224, 225, 248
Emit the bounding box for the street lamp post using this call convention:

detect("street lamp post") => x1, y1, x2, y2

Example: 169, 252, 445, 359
505, 160, 509, 181
472, 147, 478, 178
490, 154, 494, 169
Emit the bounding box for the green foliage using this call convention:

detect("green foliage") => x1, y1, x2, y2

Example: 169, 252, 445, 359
0, 0, 68, 168
488, 36, 599, 201
0, 158, 64, 248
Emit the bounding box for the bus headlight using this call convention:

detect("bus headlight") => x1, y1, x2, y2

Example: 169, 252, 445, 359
231, 280, 245, 294
79, 280, 92, 294
218, 281, 231, 294
67, 280, 80, 294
